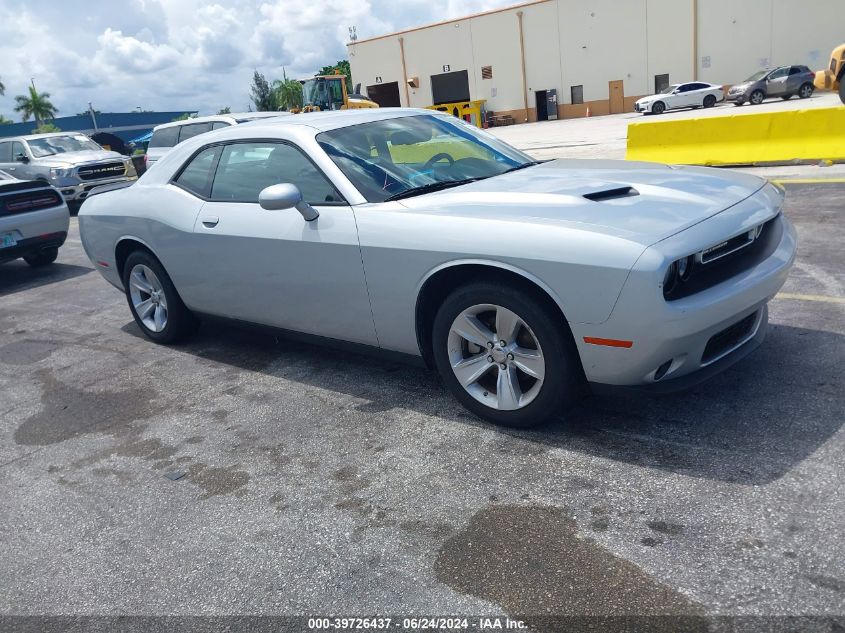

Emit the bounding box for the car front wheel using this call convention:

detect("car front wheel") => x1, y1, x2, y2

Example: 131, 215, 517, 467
651, 101, 666, 115
123, 250, 198, 344
432, 281, 582, 427
750, 90, 765, 105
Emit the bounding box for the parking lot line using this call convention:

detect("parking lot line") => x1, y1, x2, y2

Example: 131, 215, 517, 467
772, 178, 845, 185
775, 292, 845, 304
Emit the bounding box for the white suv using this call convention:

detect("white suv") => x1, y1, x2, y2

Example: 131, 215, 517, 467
145, 112, 289, 167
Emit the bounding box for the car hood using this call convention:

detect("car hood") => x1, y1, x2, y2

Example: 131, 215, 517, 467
35, 150, 124, 167
636, 95, 662, 104
397, 159, 767, 245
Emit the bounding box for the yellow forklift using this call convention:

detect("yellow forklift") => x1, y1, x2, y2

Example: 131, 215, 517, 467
296, 74, 378, 113
814, 43, 845, 104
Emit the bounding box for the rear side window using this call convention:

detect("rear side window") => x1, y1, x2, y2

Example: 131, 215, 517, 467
0, 142, 11, 162
178, 122, 213, 142
211, 121, 230, 130
174, 146, 220, 197
149, 126, 179, 148
210, 141, 342, 204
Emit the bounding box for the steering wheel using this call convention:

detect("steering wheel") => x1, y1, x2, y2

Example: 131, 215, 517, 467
422, 152, 455, 171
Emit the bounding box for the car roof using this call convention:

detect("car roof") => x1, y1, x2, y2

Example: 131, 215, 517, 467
236, 108, 447, 133
152, 112, 289, 132
4, 132, 92, 142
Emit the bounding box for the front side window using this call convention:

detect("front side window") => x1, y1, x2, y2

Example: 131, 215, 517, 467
27, 134, 101, 158
210, 142, 342, 204
12, 142, 26, 160
0, 142, 11, 162
769, 68, 788, 80
174, 146, 219, 197
317, 115, 533, 203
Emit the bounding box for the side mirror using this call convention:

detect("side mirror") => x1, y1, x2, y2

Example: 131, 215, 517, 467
15, 153, 29, 163
258, 183, 319, 221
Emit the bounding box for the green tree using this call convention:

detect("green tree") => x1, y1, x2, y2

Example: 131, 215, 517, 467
217, 106, 231, 114
272, 79, 303, 111
32, 123, 61, 134
0, 77, 4, 95
14, 84, 58, 125
171, 112, 195, 122
250, 70, 276, 111
317, 60, 352, 90
0, 115, 12, 125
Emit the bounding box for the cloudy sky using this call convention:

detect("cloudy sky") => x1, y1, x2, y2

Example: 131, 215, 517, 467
0, 0, 514, 119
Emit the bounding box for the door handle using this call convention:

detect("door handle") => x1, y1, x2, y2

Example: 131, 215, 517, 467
201, 216, 219, 228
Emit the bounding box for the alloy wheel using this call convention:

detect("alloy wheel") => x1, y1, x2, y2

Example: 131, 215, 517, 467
447, 304, 545, 411
128, 264, 168, 333
799, 84, 813, 98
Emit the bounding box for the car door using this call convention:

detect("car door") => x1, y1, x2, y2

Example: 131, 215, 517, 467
0, 142, 13, 174
766, 67, 789, 96
674, 84, 695, 108
185, 139, 378, 345
786, 66, 804, 93
0, 141, 32, 179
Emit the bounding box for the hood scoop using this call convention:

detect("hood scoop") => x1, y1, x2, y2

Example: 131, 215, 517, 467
583, 186, 639, 202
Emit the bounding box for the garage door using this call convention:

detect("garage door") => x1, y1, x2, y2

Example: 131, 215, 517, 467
366, 82, 402, 107
431, 70, 470, 105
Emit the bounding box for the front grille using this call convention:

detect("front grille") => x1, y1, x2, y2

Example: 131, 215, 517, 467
665, 214, 782, 301
0, 185, 62, 217
702, 312, 758, 364
77, 161, 126, 181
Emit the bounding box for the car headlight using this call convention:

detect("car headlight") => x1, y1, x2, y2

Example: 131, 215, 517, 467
49, 167, 73, 179
662, 255, 695, 297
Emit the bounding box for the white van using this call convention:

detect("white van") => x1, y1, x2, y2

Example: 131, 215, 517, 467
145, 112, 289, 168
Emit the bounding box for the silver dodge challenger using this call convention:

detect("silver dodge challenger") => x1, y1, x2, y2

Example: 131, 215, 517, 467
79, 109, 796, 427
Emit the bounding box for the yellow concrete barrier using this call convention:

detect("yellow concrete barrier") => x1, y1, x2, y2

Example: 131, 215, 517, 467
626, 106, 845, 166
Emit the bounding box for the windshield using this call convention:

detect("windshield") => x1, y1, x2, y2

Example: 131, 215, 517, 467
661, 84, 679, 94
303, 77, 344, 111
27, 135, 102, 158
317, 115, 534, 202
744, 70, 769, 82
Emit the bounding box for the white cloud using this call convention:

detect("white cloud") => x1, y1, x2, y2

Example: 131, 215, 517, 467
0, 0, 515, 117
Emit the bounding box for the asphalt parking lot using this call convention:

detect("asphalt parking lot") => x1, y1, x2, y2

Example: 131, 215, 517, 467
1, 182, 843, 629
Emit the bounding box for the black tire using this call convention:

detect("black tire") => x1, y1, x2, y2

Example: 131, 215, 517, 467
798, 83, 814, 99
750, 90, 765, 105
703, 94, 717, 108
23, 247, 58, 267
840, 80, 845, 105
651, 101, 666, 115
733, 101, 744, 107
431, 281, 583, 428
122, 250, 198, 344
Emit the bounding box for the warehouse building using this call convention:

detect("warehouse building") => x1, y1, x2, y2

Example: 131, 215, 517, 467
347, 0, 842, 122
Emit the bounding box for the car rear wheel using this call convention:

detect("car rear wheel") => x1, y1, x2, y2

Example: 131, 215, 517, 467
703, 94, 717, 108
23, 247, 58, 267
432, 281, 582, 427
750, 90, 765, 105
123, 250, 198, 344
798, 83, 814, 99
651, 101, 666, 115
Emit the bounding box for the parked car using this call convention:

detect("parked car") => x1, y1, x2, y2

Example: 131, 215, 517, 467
79, 109, 795, 427
727, 66, 816, 105
634, 82, 724, 115
0, 169, 70, 267
0, 133, 137, 206
145, 112, 290, 168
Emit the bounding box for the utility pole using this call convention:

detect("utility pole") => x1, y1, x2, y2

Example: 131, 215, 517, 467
88, 101, 99, 132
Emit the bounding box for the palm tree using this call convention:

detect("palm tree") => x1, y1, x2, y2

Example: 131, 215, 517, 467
14, 84, 58, 126
0, 77, 5, 95
272, 78, 303, 111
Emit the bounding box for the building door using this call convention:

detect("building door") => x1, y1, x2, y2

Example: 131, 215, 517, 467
366, 81, 402, 107
609, 80, 624, 114
431, 70, 470, 105
535, 90, 548, 121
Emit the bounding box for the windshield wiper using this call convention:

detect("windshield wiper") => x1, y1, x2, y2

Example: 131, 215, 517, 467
384, 178, 482, 202
500, 160, 541, 175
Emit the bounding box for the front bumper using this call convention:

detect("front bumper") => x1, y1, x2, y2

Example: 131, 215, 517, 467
726, 91, 747, 103
634, 102, 650, 113
573, 197, 796, 391
53, 176, 137, 202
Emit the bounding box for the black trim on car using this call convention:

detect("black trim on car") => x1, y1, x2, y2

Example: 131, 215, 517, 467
169, 138, 349, 206
0, 231, 67, 263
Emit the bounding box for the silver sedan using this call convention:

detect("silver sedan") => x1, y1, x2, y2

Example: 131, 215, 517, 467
78, 109, 796, 427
